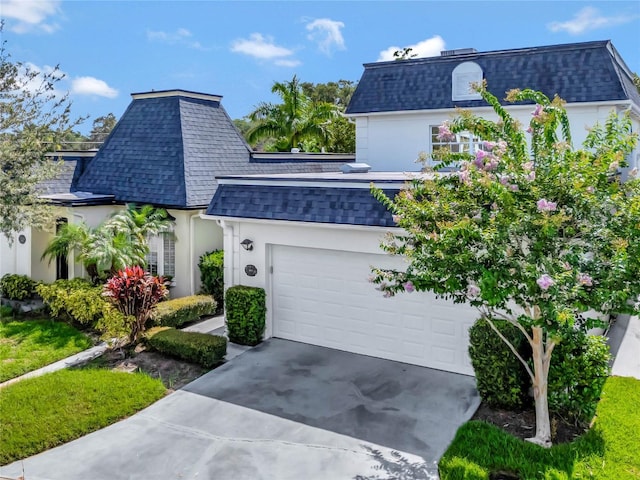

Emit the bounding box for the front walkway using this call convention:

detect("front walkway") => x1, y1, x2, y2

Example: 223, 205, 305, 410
609, 314, 640, 379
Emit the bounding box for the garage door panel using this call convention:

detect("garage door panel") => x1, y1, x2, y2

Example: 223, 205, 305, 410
272, 245, 476, 375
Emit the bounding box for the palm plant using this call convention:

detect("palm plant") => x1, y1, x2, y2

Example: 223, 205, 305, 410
42, 204, 173, 284
246, 75, 339, 152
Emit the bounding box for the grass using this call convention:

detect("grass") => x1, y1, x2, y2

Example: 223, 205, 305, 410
0, 369, 166, 465
439, 376, 640, 479
0, 319, 93, 382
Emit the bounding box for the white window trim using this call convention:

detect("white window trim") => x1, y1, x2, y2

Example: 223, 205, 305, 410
452, 62, 483, 101
428, 125, 484, 168
146, 232, 176, 282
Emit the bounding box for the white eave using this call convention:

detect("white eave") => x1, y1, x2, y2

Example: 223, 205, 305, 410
131, 90, 222, 102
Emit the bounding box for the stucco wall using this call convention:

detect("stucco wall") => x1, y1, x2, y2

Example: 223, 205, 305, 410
354, 104, 639, 172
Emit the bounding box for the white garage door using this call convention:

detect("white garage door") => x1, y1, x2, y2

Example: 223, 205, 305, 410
271, 245, 478, 375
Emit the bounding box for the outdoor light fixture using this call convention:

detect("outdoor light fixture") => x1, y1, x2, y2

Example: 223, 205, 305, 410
240, 238, 254, 251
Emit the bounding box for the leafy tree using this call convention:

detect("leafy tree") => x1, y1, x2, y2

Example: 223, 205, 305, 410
0, 29, 82, 241
371, 85, 640, 447
393, 47, 417, 61
246, 75, 339, 152
42, 204, 173, 283
633, 73, 640, 94
300, 79, 357, 153
103, 266, 168, 343
87, 113, 117, 147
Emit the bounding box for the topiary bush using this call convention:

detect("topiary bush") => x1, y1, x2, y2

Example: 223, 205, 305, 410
225, 285, 266, 346
1, 274, 37, 301
468, 317, 530, 410
198, 250, 224, 311
151, 295, 217, 328
147, 328, 227, 367
547, 329, 611, 424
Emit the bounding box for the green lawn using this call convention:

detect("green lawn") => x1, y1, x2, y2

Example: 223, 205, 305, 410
0, 319, 93, 382
439, 376, 640, 479
0, 369, 166, 465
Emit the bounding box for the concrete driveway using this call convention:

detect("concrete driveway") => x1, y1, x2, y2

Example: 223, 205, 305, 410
1, 339, 479, 480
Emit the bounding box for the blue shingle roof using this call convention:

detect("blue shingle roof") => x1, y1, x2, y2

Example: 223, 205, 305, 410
75, 91, 345, 209
346, 40, 640, 114
207, 184, 399, 227
39, 153, 94, 195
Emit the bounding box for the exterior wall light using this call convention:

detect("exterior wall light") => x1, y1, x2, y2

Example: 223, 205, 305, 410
240, 238, 254, 251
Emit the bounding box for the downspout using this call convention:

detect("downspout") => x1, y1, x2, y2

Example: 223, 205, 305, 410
189, 212, 200, 295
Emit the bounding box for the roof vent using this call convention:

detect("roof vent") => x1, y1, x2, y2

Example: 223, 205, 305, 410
341, 163, 371, 174
440, 48, 477, 57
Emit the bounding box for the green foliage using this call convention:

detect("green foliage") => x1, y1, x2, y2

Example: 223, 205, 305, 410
468, 318, 529, 409
438, 376, 640, 479
371, 85, 640, 444
103, 266, 168, 343
225, 285, 266, 346
0, 32, 83, 240
0, 305, 13, 318
147, 328, 227, 368
0, 274, 36, 301
41, 204, 173, 283
547, 330, 610, 424
247, 75, 340, 152
151, 294, 217, 328
198, 250, 224, 310
0, 319, 92, 382
0, 369, 165, 465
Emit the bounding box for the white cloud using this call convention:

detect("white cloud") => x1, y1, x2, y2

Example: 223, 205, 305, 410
547, 7, 636, 35
377, 35, 446, 62
306, 18, 345, 55
146, 28, 206, 50
71, 77, 118, 98
231, 33, 300, 67
2, 0, 61, 34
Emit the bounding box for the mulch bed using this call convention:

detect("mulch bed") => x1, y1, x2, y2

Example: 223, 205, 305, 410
472, 402, 587, 444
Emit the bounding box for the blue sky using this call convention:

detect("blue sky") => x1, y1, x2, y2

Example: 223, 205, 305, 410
3, 1, 640, 135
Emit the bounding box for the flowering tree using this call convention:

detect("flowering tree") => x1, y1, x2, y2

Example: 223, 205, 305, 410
371, 86, 640, 447
103, 266, 168, 343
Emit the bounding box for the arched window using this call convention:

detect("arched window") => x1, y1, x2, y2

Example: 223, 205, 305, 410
452, 62, 483, 101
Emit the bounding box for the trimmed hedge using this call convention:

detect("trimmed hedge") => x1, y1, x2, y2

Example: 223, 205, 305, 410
548, 329, 611, 423
198, 250, 224, 311
147, 328, 227, 367
468, 318, 530, 409
225, 285, 266, 346
36, 279, 122, 326
1, 274, 37, 301
151, 295, 217, 328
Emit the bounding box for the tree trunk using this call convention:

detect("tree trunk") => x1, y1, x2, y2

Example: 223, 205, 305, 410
528, 326, 552, 447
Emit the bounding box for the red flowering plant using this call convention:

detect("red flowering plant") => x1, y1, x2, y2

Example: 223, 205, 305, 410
103, 266, 168, 343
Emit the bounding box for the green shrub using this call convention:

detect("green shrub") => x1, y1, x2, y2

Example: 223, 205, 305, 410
151, 294, 217, 328
548, 329, 611, 424
225, 285, 266, 346
0, 305, 13, 318
198, 250, 224, 310
147, 328, 227, 367
36, 279, 128, 340
468, 318, 530, 409
0, 274, 36, 301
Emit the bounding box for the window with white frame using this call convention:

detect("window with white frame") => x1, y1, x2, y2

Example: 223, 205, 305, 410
146, 232, 175, 279
429, 125, 486, 169
452, 62, 483, 101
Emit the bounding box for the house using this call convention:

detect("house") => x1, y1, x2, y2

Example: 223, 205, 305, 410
0, 89, 350, 297
345, 40, 640, 173
205, 40, 640, 376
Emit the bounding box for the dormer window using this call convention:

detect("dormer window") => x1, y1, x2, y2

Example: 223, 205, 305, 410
452, 62, 483, 101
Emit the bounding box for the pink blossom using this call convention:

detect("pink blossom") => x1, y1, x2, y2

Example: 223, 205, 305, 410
562, 261, 572, 271
392, 214, 402, 224
474, 149, 489, 168
437, 122, 456, 142
482, 141, 496, 151
499, 175, 510, 186
526, 126, 533, 134
536, 274, 554, 291
532, 104, 543, 119
383, 291, 392, 298
537, 198, 557, 212
484, 158, 499, 171
368, 275, 376, 283
526, 171, 536, 182
577, 273, 593, 287
467, 284, 481, 298
494, 141, 508, 155
403, 281, 415, 293
523, 161, 534, 172
586, 186, 595, 194
458, 170, 471, 184
510, 184, 519, 192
